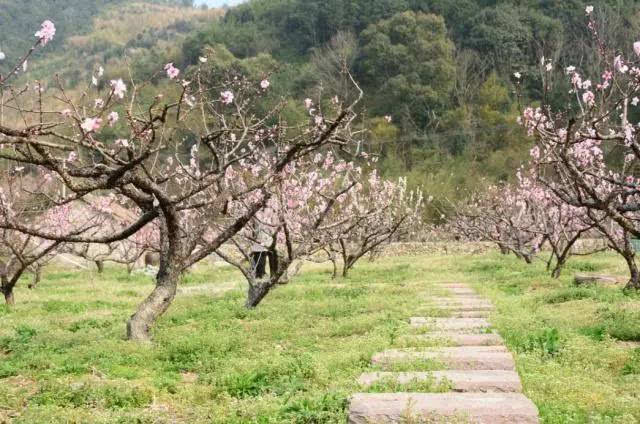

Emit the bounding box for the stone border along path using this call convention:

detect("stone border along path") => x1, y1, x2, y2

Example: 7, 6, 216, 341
348, 282, 540, 423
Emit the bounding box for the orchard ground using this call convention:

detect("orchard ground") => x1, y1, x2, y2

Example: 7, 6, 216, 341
1, 250, 640, 423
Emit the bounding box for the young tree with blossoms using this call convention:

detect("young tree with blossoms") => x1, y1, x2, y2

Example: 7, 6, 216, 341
327, 172, 424, 278
0, 170, 70, 305
214, 151, 360, 308
447, 184, 546, 264
521, 5, 640, 289
516, 170, 601, 277
0, 227, 59, 305
0, 20, 364, 340
64, 200, 160, 274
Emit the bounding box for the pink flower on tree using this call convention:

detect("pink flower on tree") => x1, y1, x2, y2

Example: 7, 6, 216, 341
35, 20, 56, 46
582, 90, 595, 106
220, 90, 234, 105
108, 112, 119, 126
81, 117, 102, 133
614, 56, 628, 73
164, 63, 180, 80
304, 98, 313, 109
110, 79, 127, 99
635, 42, 640, 57
260, 79, 270, 89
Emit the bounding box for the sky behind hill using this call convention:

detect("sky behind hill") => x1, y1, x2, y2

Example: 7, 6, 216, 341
194, 0, 246, 7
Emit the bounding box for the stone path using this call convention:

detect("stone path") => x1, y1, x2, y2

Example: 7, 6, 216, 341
348, 282, 539, 423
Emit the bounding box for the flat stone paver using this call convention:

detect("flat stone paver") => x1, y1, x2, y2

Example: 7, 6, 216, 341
358, 370, 522, 392
410, 317, 491, 331
430, 304, 494, 313
348, 393, 539, 424
427, 296, 489, 303
401, 333, 504, 346
371, 348, 516, 370
436, 283, 472, 289
428, 298, 493, 309
446, 287, 478, 296
450, 310, 490, 318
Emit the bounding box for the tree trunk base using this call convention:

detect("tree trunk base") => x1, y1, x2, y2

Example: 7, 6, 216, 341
625, 279, 640, 290
245, 283, 274, 309
3, 289, 15, 306
126, 276, 177, 341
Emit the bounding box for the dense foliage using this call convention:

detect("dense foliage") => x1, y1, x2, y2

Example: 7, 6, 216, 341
182, 0, 640, 218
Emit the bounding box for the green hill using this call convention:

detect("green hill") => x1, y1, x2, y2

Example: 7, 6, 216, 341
181, 0, 640, 217
0, 0, 220, 82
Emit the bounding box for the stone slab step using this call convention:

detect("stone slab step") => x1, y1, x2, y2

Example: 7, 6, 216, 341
450, 310, 490, 318
430, 303, 495, 312
447, 288, 478, 296
402, 333, 505, 347
358, 370, 523, 392
415, 309, 489, 318
372, 348, 515, 370
436, 283, 471, 289
348, 393, 539, 424
428, 297, 493, 306
427, 295, 488, 302
410, 317, 491, 331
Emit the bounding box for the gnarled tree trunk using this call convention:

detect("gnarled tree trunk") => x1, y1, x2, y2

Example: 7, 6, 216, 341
126, 269, 179, 341
1, 286, 15, 306
245, 281, 273, 309
624, 254, 640, 290
1, 272, 15, 306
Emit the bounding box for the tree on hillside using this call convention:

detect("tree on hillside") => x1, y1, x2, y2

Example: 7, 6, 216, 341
465, 5, 562, 76
358, 11, 455, 131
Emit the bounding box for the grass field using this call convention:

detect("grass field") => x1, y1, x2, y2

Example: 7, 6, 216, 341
0, 251, 639, 423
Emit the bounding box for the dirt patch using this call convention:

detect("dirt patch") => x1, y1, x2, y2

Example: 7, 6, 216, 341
0, 376, 38, 422
616, 341, 640, 349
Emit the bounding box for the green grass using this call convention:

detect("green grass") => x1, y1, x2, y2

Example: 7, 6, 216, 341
0, 259, 437, 423
365, 375, 452, 393
0, 251, 639, 422
465, 252, 640, 424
